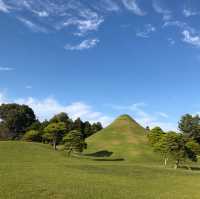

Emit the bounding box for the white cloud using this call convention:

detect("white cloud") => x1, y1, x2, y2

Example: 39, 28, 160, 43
102, 0, 120, 12
65, 38, 99, 51
0, 67, 14, 71
18, 17, 47, 33
121, 0, 146, 16
152, 0, 171, 21
63, 11, 104, 36
0, 0, 10, 13
0, 92, 112, 127
183, 8, 198, 17
182, 30, 200, 47
136, 24, 156, 38
33, 10, 49, 17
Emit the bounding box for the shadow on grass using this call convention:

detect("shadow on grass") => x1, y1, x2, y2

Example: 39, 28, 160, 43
84, 150, 125, 161
179, 165, 200, 171
93, 158, 125, 161
85, 150, 113, 157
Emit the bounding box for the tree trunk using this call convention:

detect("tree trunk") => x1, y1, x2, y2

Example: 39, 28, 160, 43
174, 160, 180, 169
53, 140, 57, 150
164, 157, 168, 167
68, 148, 72, 157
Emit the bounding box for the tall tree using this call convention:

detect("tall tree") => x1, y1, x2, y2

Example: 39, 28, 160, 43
43, 122, 66, 150
83, 121, 92, 138
0, 103, 36, 139
73, 118, 84, 132
178, 114, 200, 143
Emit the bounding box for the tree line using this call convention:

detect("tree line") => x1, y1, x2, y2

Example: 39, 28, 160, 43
0, 103, 103, 155
147, 114, 200, 169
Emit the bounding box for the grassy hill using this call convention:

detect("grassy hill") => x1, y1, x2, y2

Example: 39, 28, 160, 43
1, 141, 200, 198
85, 115, 160, 163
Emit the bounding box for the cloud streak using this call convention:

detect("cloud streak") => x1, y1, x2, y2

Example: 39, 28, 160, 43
122, 0, 146, 16
65, 38, 99, 51
0, 67, 14, 71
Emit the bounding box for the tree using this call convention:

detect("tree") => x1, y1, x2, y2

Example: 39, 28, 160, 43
0, 103, 36, 139
147, 127, 165, 146
23, 130, 42, 142
178, 114, 200, 143
63, 130, 87, 157
50, 112, 69, 123
154, 132, 198, 169
145, 126, 150, 131
43, 122, 66, 150
83, 121, 92, 139
73, 118, 84, 132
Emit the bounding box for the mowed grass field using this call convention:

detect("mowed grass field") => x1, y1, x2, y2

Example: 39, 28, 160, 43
1, 141, 200, 199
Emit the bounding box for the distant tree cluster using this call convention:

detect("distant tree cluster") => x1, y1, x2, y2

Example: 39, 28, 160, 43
147, 114, 200, 169
0, 103, 103, 155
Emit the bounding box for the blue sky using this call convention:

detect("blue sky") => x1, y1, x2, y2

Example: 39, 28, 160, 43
1, 0, 200, 130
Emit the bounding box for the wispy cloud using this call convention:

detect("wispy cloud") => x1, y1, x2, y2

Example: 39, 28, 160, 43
18, 17, 47, 33
65, 38, 99, 51
183, 8, 198, 17
182, 30, 200, 48
152, 0, 171, 21
136, 24, 156, 38
63, 15, 104, 36
0, 67, 14, 71
0, 0, 10, 13
168, 38, 175, 45
25, 85, 32, 89
121, 0, 146, 16
163, 20, 200, 47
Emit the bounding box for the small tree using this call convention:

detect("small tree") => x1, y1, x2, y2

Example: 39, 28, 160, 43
63, 130, 87, 157
154, 132, 198, 169
43, 122, 66, 150
23, 130, 42, 142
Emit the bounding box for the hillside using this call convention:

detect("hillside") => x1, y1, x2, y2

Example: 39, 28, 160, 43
85, 115, 159, 162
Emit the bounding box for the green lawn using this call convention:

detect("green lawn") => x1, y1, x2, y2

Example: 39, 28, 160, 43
1, 141, 200, 199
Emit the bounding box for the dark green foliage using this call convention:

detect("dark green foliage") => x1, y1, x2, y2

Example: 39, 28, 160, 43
26, 120, 41, 131
83, 121, 92, 138
49, 112, 69, 123
178, 114, 200, 143
63, 130, 87, 156
153, 132, 198, 168
0, 103, 36, 139
146, 126, 150, 131
23, 130, 42, 142
43, 122, 67, 150
147, 127, 165, 146
73, 118, 84, 132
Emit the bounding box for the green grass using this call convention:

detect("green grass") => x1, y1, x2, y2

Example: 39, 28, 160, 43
1, 141, 200, 199
0, 115, 200, 198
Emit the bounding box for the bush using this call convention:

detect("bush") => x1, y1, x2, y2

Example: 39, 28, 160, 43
23, 130, 42, 142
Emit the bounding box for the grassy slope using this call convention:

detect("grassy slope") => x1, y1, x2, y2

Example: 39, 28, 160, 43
1, 141, 200, 198
85, 115, 160, 163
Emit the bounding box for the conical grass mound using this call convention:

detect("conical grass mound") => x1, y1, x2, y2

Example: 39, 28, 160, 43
85, 115, 159, 163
